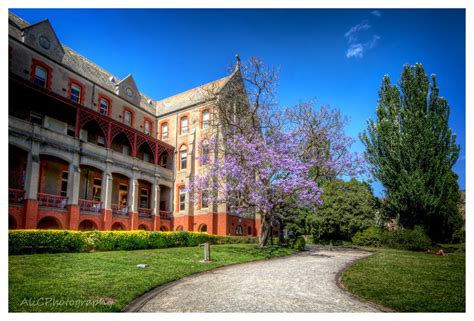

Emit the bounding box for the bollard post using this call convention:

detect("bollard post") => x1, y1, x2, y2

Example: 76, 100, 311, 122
199, 241, 211, 262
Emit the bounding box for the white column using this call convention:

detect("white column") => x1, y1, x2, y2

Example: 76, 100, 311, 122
24, 141, 40, 200
67, 154, 80, 205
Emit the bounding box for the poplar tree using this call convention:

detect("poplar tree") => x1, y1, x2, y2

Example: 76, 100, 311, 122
361, 64, 461, 241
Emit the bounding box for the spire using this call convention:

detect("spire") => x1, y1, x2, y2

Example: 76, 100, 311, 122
234, 53, 241, 72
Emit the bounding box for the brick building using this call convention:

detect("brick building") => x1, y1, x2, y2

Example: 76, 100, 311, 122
8, 12, 260, 236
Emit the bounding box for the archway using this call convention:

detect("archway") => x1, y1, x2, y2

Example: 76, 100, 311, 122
248, 226, 252, 236
81, 120, 107, 147
138, 224, 149, 231
137, 142, 155, 164
111, 132, 132, 156
111, 222, 125, 231
198, 224, 208, 233
37, 216, 61, 229
78, 219, 98, 231
160, 226, 168, 232
175, 225, 184, 231
9, 215, 17, 229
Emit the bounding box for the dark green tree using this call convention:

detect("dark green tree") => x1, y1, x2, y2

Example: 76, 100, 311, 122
311, 179, 378, 243
360, 64, 461, 242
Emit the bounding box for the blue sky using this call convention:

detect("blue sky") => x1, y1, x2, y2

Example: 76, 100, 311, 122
10, 8, 466, 195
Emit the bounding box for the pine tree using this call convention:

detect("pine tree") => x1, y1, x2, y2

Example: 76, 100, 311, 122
360, 64, 461, 241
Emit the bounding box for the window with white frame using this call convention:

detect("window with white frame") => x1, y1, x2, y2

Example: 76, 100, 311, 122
202, 110, 210, 129
180, 116, 188, 134
124, 110, 132, 126
179, 187, 186, 211
144, 120, 151, 135
161, 123, 168, 140
34, 65, 48, 88
180, 145, 187, 170
99, 98, 109, 116
70, 84, 81, 103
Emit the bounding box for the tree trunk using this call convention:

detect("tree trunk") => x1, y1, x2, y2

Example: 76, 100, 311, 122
258, 212, 272, 248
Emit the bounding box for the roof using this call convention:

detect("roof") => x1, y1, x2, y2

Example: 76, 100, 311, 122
155, 74, 234, 116
8, 11, 238, 116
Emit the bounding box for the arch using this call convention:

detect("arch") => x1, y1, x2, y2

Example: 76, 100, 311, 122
175, 225, 184, 231
248, 226, 252, 236
37, 216, 61, 229
39, 152, 71, 165
9, 215, 17, 229
111, 222, 125, 231
138, 224, 149, 231
111, 132, 132, 156
160, 226, 168, 232
78, 219, 98, 231
198, 224, 208, 233
81, 119, 107, 143
137, 141, 155, 164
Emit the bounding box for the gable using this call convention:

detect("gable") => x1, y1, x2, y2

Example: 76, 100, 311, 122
115, 74, 141, 106
22, 19, 65, 63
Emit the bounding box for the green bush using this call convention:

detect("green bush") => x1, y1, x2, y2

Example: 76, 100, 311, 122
9, 230, 257, 255
292, 236, 306, 251
352, 226, 431, 251
352, 226, 382, 247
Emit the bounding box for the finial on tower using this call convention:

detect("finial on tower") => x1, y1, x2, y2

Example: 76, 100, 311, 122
234, 53, 241, 71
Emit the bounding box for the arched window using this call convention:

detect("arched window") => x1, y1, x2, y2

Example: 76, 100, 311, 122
180, 116, 188, 135
202, 110, 210, 129
180, 145, 187, 170
161, 122, 168, 140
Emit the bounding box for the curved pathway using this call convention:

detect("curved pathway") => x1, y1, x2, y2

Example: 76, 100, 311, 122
136, 246, 380, 312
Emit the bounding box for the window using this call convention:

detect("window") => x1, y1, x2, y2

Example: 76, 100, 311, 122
202, 142, 209, 165
33, 65, 48, 88
202, 110, 210, 129
92, 178, 102, 201
236, 225, 243, 235
180, 116, 188, 135
97, 136, 105, 147
180, 145, 187, 170
179, 187, 186, 211
201, 189, 209, 209
140, 188, 149, 209
124, 110, 132, 127
160, 154, 168, 167
70, 83, 82, 103
30, 111, 43, 125
60, 171, 69, 197
144, 120, 152, 136
161, 123, 168, 140
99, 97, 109, 116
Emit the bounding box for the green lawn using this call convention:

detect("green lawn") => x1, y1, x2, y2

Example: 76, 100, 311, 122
341, 248, 465, 312
9, 244, 295, 312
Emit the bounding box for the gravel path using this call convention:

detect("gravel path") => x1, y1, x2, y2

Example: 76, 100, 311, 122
138, 247, 380, 312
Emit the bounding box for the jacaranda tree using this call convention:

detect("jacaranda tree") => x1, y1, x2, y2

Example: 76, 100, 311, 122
189, 57, 363, 247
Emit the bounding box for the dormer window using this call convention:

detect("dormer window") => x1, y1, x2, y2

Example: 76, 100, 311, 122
70, 83, 82, 103
34, 65, 48, 88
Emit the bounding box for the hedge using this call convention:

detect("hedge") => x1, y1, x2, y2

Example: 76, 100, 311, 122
8, 230, 257, 255
352, 226, 432, 251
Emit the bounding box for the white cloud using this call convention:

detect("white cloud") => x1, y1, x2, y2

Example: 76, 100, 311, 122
366, 35, 380, 49
346, 44, 364, 58
344, 20, 371, 43
371, 10, 382, 17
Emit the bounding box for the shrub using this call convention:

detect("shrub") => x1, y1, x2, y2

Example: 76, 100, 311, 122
352, 226, 431, 251
352, 226, 382, 247
292, 236, 306, 251
9, 230, 257, 255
